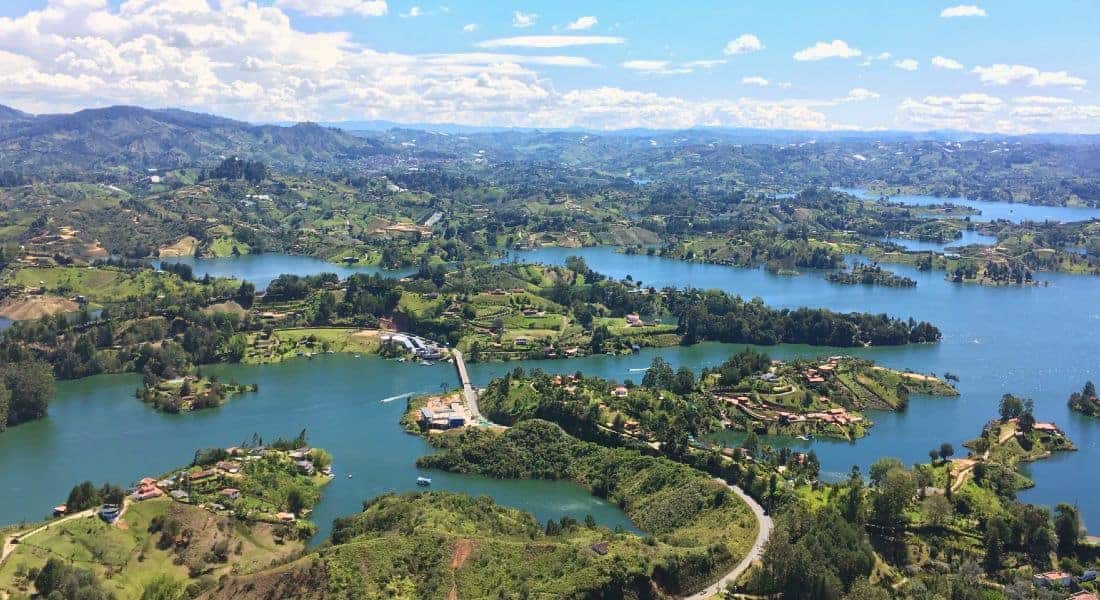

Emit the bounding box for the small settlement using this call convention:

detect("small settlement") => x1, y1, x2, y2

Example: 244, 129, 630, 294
415, 392, 475, 431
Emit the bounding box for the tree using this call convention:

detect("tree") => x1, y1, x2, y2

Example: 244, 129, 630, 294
0, 361, 54, 427
999, 394, 1025, 421
844, 578, 890, 600
938, 442, 955, 461
141, 575, 185, 600
1054, 503, 1082, 557
922, 493, 952, 528
869, 457, 903, 487
872, 467, 915, 533
287, 488, 305, 516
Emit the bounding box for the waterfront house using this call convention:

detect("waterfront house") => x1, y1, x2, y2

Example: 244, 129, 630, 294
52, 504, 67, 517
189, 468, 217, 482
1034, 571, 1072, 587
613, 386, 628, 397
295, 460, 316, 475
99, 504, 121, 523
220, 488, 241, 500
275, 512, 296, 522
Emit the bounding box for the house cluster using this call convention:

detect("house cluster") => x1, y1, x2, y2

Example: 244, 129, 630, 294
722, 395, 862, 428
802, 358, 842, 384
382, 332, 444, 360
1033, 569, 1097, 592
418, 396, 470, 430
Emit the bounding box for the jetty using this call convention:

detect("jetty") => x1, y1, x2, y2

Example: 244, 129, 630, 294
451, 349, 482, 422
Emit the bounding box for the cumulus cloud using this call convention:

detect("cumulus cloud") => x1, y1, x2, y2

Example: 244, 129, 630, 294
972, 63, 1086, 88
931, 56, 964, 70
476, 35, 625, 49
940, 5, 987, 17
275, 0, 387, 17
793, 40, 861, 61
846, 88, 880, 101
741, 76, 769, 86
565, 16, 597, 31
1013, 96, 1072, 105
512, 10, 537, 28
894, 58, 919, 71
0, 1, 850, 130
859, 51, 892, 67
724, 34, 763, 55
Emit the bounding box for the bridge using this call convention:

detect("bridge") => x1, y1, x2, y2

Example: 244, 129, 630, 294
451, 349, 482, 422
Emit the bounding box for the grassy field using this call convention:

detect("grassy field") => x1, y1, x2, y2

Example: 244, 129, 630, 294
243, 328, 382, 364
3, 266, 236, 303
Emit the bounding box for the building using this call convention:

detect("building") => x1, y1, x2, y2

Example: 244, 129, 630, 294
295, 460, 316, 475
613, 386, 628, 397
1034, 571, 1072, 587
220, 488, 241, 500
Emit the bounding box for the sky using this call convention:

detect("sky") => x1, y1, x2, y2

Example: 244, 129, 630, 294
0, 0, 1098, 133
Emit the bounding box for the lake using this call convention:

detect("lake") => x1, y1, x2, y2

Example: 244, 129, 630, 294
879, 229, 997, 252
0, 356, 638, 542
157, 254, 415, 290
3, 242, 1100, 533
838, 187, 1100, 224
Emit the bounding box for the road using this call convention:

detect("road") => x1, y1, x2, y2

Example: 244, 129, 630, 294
451, 349, 481, 421
0, 508, 97, 566
683, 479, 773, 600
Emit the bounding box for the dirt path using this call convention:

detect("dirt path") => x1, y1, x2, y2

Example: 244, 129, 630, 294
447, 539, 474, 600
0, 508, 97, 566
682, 480, 773, 600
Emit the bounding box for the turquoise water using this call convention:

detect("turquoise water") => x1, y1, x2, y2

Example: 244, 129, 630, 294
3, 238, 1100, 533
503, 246, 1100, 527
879, 229, 997, 252
839, 187, 1100, 224
0, 356, 638, 541
157, 254, 414, 290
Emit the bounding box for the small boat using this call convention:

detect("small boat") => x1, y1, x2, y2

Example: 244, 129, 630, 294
796, 435, 810, 441
416, 476, 432, 486
347, 474, 353, 479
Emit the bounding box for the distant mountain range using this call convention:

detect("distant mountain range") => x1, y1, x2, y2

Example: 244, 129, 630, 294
0, 104, 389, 175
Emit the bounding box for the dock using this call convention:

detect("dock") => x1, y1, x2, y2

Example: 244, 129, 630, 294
451, 349, 482, 422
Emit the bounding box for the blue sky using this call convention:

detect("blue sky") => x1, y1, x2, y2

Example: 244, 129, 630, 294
0, 0, 1097, 132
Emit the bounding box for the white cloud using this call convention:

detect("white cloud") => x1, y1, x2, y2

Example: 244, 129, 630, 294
1013, 96, 1072, 105
859, 51, 892, 67
462, 23, 477, 33
476, 35, 625, 49
723, 34, 763, 55
683, 59, 725, 69
275, 0, 387, 17
894, 58, 919, 71
620, 60, 692, 76
401, 5, 422, 18
427, 53, 597, 68
741, 76, 769, 86
512, 10, 537, 28
931, 56, 964, 70
565, 16, 597, 31
940, 4, 987, 17
793, 40, 861, 61
972, 63, 1087, 88
846, 87, 880, 101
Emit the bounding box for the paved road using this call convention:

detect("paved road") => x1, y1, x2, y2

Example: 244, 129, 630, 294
451, 350, 481, 421
682, 479, 773, 600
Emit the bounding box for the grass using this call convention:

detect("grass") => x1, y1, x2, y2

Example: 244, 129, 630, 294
243, 327, 381, 364
3, 266, 237, 303
209, 237, 250, 257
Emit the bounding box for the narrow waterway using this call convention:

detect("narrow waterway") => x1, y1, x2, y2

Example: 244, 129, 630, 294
838, 187, 1100, 223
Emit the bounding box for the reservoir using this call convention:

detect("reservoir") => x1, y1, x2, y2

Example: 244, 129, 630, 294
2, 222, 1099, 532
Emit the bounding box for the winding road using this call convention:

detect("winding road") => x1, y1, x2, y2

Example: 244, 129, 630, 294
683, 479, 773, 600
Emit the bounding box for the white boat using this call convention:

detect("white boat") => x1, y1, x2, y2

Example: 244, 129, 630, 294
416, 476, 432, 486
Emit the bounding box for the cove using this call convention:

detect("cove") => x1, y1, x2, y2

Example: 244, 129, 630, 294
503, 246, 1100, 529
0, 355, 638, 542
157, 254, 415, 290
837, 187, 1100, 224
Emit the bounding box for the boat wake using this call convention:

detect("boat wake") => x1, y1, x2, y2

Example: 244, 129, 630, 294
628, 367, 649, 373
379, 392, 415, 404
